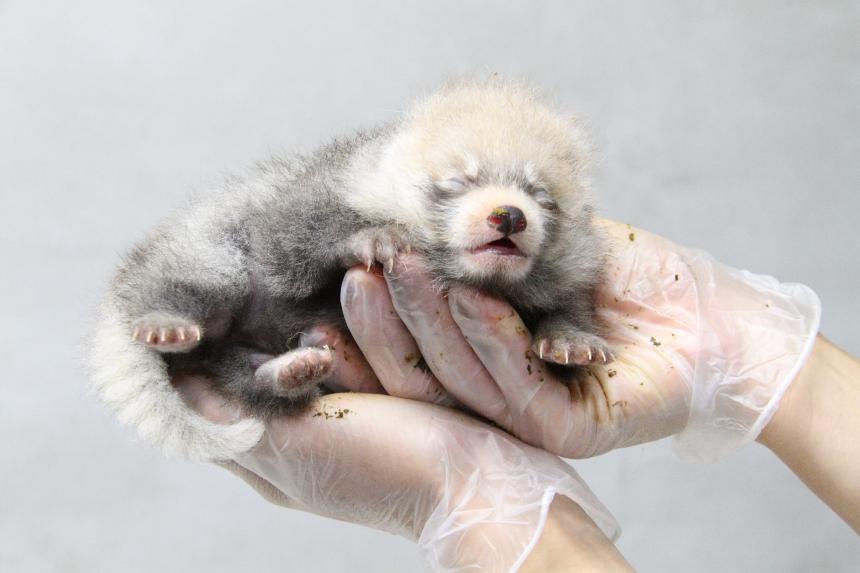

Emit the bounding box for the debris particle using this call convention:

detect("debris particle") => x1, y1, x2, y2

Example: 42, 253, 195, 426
527, 363, 533, 375
626, 323, 639, 330
650, 336, 662, 347
628, 232, 636, 242
607, 369, 617, 378
313, 407, 352, 420
404, 352, 426, 370
611, 400, 627, 408
674, 274, 679, 281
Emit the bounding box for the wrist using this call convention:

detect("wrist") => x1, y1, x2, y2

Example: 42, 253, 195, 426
520, 496, 633, 573
757, 335, 860, 532
757, 334, 824, 450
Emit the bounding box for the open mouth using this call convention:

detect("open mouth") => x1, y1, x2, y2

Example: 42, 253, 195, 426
469, 237, 526, 257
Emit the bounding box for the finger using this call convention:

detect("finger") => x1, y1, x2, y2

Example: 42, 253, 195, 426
448, 286, 640, 458
341, 267, 456, 405
446, 287, 572, 416
384, 255, 511, 426
298, 324, 385, 394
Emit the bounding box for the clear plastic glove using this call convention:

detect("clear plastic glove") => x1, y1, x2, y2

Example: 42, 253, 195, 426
174, 276, 620, 573
354, 219, 820, 462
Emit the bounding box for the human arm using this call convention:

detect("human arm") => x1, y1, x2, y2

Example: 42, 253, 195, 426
345, 218, 860, 534
757, 335, 860, 533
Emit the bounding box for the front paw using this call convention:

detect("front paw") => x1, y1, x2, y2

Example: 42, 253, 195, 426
532, 331, 613, 366
343, 225, 411, 272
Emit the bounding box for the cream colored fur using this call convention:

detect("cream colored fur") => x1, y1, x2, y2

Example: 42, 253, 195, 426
348, 79, 592, 231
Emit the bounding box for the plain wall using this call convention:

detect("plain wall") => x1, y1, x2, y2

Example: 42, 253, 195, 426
1, 1, 858, 571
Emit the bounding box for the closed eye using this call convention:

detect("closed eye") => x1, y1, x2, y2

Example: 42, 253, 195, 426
435, 177, 467, 193
521, 179, 558, 211
532, 188, 558, 211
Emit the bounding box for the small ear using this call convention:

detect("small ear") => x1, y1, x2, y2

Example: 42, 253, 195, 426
463, 155, 481, 181
523, 161, 539, 186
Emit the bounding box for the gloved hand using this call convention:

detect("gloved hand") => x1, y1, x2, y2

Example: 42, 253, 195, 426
174, 279, 620, 573
350, 219, 820, 462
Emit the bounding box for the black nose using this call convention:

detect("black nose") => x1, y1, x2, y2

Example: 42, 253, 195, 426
486, 205, 527, 235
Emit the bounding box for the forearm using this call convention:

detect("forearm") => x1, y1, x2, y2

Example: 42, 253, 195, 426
758, 335, 860, 532
520, 496, 633, 573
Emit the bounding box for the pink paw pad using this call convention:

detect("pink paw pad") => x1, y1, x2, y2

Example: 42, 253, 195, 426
270, 347, 335, 393
132, 313, 202, 353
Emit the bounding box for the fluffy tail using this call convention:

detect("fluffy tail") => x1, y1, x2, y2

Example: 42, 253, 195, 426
87, 298, 264, 462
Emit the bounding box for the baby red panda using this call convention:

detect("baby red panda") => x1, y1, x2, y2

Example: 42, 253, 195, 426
88, 79, 611, 460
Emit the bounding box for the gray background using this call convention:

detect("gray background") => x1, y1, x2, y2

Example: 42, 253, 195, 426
2, 1, 858, 571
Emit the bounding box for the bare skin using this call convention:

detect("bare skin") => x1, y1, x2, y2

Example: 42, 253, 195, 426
521, 496, 634, 573
758, 335, 860, 533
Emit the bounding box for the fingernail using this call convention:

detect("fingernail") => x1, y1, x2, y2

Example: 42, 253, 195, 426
341, 274, 358, 306
341, 272, 369, 314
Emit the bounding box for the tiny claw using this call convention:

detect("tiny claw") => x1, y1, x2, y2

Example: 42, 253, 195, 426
387, 257, 394, 273
587, 348, 593, 362
177, 328, 187, 342
366, 259, 373, 273
131, 328, 140, 341
599, 350, 607, 363
145, 331, 155, 344
193, 327, 202, 342
158, 328, 168, 344
405, 244, 412, 254
538, 340, 545, 359
564, 349, 569, 364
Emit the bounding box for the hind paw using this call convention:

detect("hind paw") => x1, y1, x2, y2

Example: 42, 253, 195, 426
532, 331, 614, 366
255, 347, 334, 398
131, 313, 202, 353
343, 225, 411, 272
